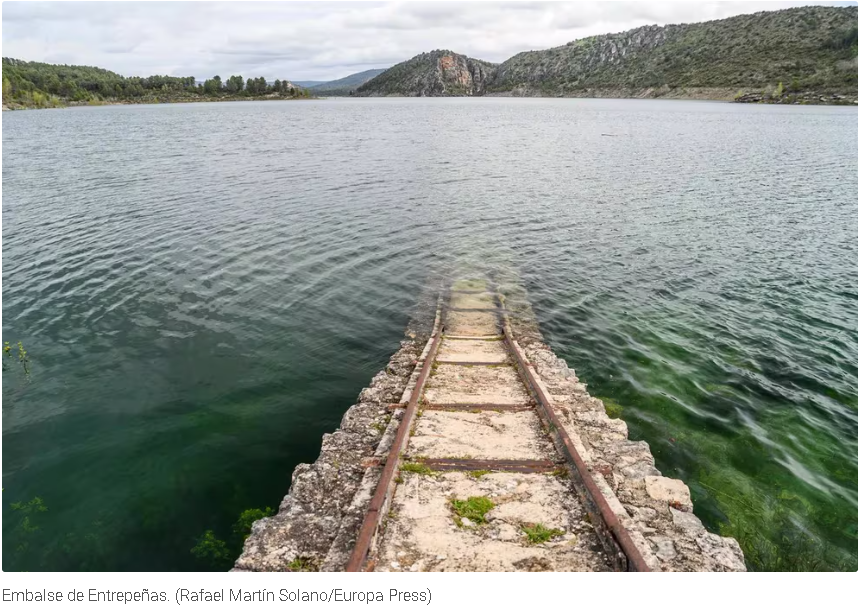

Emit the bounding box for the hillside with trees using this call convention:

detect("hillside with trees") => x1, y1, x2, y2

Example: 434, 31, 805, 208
489, 5, 857, 102
357, 6, 857, 103
2, 58, 311, 109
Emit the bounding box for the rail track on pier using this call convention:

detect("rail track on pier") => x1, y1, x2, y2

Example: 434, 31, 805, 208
345, 279, 651, 572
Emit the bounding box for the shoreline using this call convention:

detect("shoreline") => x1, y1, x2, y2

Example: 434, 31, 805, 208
2, 95, 319, 112
5, 89, 857, 112
485, 86, 858, 106
355, 86, 857, 106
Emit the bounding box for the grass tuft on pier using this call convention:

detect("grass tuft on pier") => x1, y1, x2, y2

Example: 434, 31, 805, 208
450, 496, 495, 526
522, 523, 565, 544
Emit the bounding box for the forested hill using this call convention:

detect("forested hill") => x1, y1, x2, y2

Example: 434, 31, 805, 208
2, 58, 310, 109
489, 5, 857, 101
358, 6, 857, 102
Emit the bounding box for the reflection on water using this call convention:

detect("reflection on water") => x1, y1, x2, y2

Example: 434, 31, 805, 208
2, 98, 856, 570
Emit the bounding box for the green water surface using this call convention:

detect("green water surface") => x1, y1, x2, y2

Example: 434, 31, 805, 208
2, 98, 856, 571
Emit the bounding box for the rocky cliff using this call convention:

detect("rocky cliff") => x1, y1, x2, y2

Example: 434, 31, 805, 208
356, 50, 496, 97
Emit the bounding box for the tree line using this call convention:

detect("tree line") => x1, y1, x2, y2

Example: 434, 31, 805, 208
2, 58, 311, 109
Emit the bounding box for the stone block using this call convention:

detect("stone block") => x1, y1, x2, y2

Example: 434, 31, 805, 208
670, 506, 705, 532
644, 476, 692, 509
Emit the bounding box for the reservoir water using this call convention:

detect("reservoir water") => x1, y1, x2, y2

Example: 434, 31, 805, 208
2, 98, 856, 571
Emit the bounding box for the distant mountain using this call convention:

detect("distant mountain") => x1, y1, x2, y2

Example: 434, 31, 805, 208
357, 51, 495, 97
357, 6, 857, 103
309, 69, 388, 96
293, 80, 327, 88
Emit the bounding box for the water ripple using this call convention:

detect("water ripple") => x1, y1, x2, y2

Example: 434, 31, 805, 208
2, 98, 857, 571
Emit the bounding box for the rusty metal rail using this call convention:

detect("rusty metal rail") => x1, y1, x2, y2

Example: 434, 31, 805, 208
446, 307, 503, 313
345, 284, 650, 572
423, 403, 533, 412
417, 458, 557, 473
498, 300, 651, 572
344, 325, 444, 572
435, 360, 511, 366
361, 455, 552, 471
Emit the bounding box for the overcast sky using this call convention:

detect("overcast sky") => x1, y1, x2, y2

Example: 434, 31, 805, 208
1, 1, 855, 81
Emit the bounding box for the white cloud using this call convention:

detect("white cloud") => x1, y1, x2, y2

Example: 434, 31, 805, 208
1, 1, 854, 81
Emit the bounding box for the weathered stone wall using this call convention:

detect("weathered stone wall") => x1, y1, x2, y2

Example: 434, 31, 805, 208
235, 278, 745, 572
503, 289, 746, 572
233, 332, 429, 571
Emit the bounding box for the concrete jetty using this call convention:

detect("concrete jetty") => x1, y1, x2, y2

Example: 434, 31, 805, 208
234, 278, 745, 572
